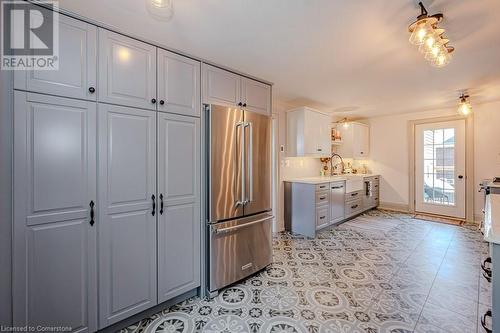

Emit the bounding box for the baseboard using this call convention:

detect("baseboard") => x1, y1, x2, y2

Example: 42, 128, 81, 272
99, 288, 198, 332
378, 202, 410, 213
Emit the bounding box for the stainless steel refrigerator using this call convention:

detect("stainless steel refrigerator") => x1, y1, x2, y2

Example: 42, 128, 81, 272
206, 104, 273, 296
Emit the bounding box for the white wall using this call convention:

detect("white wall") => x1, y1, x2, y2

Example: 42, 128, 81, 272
367, 100, 500, 220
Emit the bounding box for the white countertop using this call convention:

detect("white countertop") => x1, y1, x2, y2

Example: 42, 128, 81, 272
485, 193, 500, 245
284, 174, 378, 185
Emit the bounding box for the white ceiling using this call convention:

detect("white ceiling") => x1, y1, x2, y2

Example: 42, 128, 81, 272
59, 0, 500, 117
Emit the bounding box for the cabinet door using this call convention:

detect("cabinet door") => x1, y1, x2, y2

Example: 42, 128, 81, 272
157, 113, 200, 302
241, 77, 271, 115
318, 114, 332, 155
14, 13, 97, 100
202, 64, 240, 107
13, 92, 97, 332
157, 49, 200, 117
353, 123, 370, 158
98, 29, 157, 110
98, 104, 157, 327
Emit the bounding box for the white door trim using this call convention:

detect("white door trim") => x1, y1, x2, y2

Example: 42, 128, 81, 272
408, 114, 474, 222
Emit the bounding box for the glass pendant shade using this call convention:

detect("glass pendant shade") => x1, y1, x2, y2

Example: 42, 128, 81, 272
146, 0, 174, 20
458, 101, 471, 115
409, 21, 433, 45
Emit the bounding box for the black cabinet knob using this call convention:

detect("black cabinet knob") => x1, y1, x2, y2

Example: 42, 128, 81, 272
238, 102, 242, 107
88, 87, 95, 93
243, 103, 247, 107
159, 100, 165, 105
458, 175, 464, 179
151, 98, 157, 104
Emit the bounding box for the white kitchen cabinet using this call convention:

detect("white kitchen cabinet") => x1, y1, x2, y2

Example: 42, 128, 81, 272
13, 92, 98, 332
98, 29, 157, 110
157, 49, 201, 117
97, 104, 157, 327
157, 113, 200, 302
337, 122, 370, 158
241, 77, 272, 115
202, 64, 271, 115
286, 107, 331, 157
202, 64, 241, 107
14, 13, 97, 101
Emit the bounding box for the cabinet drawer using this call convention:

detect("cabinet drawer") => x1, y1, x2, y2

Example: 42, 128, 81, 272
316, 191, 329, 206
316, 183, 329, 192
345, 199, 363, 217
345, 190, 362, 202
316, 206, 329, 228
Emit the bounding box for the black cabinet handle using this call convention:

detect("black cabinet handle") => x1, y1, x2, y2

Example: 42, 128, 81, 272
88, 87, 95, 94
151, 195, 156, 216
331, 186, 344, 189
238, 102, 243, 107
159, 100, 165, 105
89, 201, 95, 226
151, 98, 157, 104
351, 192, 358, 197
243, 103, 247, 107
159, 194, 164, 215
351, 204, 358, 209
481, 310, 492, 333
458, 175, 464, 179
319, 216, 325, 220
481, 257, 492, 282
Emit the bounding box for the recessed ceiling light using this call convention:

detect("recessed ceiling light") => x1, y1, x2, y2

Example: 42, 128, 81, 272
146, 0, 174, 21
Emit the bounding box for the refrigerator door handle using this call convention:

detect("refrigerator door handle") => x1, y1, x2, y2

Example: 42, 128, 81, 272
235, 121, 245, 207
245, 122, 253, 203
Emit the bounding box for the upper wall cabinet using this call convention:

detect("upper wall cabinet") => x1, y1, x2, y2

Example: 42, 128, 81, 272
98, 29, 157, 110
241, 77, 272, 115
202, 64, 241, 107
287, 107, 331, 157
157, 49, 201, 117
337, 122, 370, 158
202, 64, 271, 115
14, 13, 97, 101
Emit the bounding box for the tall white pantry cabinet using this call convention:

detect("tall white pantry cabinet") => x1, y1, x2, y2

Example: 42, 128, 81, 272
12, 7, 201, 332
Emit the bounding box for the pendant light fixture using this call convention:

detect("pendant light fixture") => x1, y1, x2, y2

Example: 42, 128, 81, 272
458, 93, 472, 116
408, 2, 454, 67
146, 0, 174, 21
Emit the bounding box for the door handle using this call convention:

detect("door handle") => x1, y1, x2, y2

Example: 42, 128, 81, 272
151, 195, 156, 216
89, 201, 95, 226
245, 122, 253, 204
213, 216, 273, 234
159, 194, 164, 215
234, 122, 245, 207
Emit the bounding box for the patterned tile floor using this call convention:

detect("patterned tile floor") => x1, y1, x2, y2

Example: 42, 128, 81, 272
122, 210, 491, 333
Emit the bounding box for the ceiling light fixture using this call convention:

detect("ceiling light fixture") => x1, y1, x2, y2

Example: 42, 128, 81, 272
335, 118, 350, 128
408, 2, 454, 67
146, 0, 174, 21
458, 93, 472, 116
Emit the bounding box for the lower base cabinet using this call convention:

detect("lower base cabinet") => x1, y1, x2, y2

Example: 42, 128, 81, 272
97, 104, 158, 327
13, 94, 201, 332
13, 92, 98, 332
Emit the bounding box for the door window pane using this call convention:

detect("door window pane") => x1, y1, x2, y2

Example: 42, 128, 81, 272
422, 128, 455, 205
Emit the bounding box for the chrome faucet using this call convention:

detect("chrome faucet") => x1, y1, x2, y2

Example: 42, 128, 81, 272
330, 153, 344, 175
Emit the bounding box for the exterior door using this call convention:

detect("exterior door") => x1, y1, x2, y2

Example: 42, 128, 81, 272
157, 113, 200, 302
98, 29, 157, 110
415, 119, 466, 218
241, 77, 271, 115
14, 13, 97, 101
244, 111, 272, 215
208, 105, 244, 222
202, 64, 241, 107
13, 92, 97, 332
97, 104, 157, 327
157, 49, 201, 117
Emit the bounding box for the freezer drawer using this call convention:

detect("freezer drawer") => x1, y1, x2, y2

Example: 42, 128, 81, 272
209, 214, 273, 293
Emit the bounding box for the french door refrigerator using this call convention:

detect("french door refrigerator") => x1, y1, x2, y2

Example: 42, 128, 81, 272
206, 104, 273, 296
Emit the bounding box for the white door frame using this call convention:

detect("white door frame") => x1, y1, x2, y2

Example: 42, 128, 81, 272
408, 114, 474, 222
